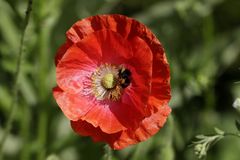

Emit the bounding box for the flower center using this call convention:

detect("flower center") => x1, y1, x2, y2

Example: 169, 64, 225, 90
101, 73, 117, 89
91, 64, 131, 101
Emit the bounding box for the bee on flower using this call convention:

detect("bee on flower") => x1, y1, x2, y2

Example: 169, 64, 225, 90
53, 14, 171, 150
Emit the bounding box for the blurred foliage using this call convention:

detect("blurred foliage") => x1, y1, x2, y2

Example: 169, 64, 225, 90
0, 0, 240, 160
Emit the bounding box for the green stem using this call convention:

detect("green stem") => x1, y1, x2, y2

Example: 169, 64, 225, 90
20, 104, 31, 160
0, 0, 33, 159
37, 110, 48, 160
104, 145, 112, 160
161, 115, 175, 160
3, 0, 23, 21
34, 1, 50, 159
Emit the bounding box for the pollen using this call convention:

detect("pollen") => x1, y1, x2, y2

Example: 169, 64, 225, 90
101, 73, 117, 89
91, 63, 131, 101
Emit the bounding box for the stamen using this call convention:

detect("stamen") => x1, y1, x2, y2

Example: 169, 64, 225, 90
91, 64, 131, 101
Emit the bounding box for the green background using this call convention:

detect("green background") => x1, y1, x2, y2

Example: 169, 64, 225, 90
0, 0, 240, 159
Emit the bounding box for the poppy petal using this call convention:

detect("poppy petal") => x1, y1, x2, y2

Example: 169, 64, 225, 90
66, 14, 132, 43
67, 29, 133, 66
81, 100, 146, 134
121, 36, 153, 115
56, 44, 96, 94
128, 20, 171, 102
84, 29, 133, 64
55, 41, 73, 66
112, 104, 171, 150
128, 36, 152, 78
71, 120, 121, 143
52, 86, 94, 121
70, 103, 171, 150
80, 102, 127, 134
121, 69, 151, 117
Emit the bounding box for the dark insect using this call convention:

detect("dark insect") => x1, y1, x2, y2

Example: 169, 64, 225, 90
118, 68, 131, 88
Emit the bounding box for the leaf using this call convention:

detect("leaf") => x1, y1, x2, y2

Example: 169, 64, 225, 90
0, 0, 20, 53
0, 85, 12, 111
195, 135, 206, 139
46, 154, 60, 160
214, 127, 224, 135
19, 74, 37, 105
235, 120, 240, 132
134, 1, 175, 24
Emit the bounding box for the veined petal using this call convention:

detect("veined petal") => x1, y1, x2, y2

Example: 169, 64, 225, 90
84, 29, 133, 64
71, 120, 121, 143
80, 102, 127, 134
52, 86, 94, 121
121, 36, 153, 116
81, 100, 145, 134
112, 104, 171, 150
70, 103, 171, 150
56, 44, 96, 94
121, 67, 151, 116
66, 14, 133, 43
128, 36, 153, 78
55, 41, 73, 66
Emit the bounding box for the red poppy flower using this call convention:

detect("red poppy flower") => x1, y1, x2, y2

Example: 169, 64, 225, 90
53, 14, 171, 150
